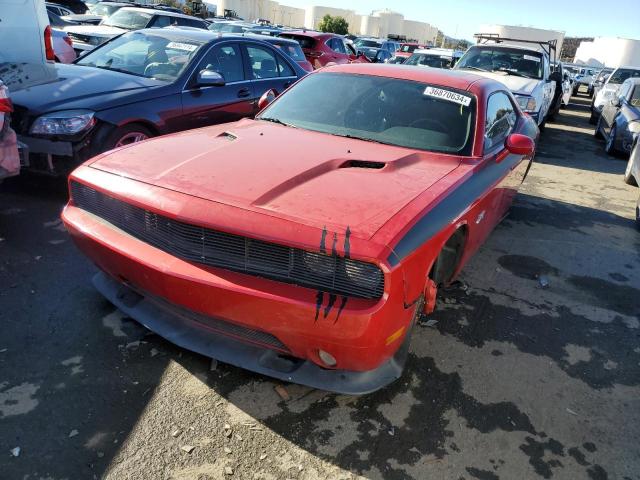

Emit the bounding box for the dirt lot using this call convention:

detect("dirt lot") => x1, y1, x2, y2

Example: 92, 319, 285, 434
1, 91, 639, 480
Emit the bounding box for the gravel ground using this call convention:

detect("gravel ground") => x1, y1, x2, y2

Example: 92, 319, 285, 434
1, 90, 639, 480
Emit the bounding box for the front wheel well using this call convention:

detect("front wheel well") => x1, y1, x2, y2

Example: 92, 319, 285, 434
429, 226, 468, 286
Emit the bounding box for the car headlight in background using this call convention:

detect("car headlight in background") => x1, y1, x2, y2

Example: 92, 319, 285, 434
30, 110, 95, 136
515, 95, 537, 113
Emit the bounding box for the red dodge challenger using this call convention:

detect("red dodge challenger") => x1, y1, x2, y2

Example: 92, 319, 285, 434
62, 64, 538, 394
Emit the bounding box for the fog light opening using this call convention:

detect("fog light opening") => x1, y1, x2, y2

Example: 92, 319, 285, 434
318, 349, 337, 367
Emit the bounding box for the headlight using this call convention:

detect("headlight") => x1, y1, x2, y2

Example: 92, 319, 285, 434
30, 110, 95, 135
629, 121, 640, 134
515, 95, 537, 112
344, 259, 383, 290
302, 252, 335, 278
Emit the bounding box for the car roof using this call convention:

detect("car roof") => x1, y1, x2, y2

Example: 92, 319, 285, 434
614, 66, 640, 71
281, 30, 336, 39
235, 33, 298, 46
119, 6, 200, 19
625, 77, 640, 84
471, 42, 546, 54
320, 63, 487, 90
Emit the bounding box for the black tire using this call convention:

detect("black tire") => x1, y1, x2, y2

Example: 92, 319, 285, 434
538, 117, 546, 132
604, 123, 617, 156
589, 112, 597, 125
104, 124, 153, 152
625, 143, 638, 186
636, 202, 640, 231
594, 115, 603, 139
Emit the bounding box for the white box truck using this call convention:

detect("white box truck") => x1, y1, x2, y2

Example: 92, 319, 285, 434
0, 0, 54, 64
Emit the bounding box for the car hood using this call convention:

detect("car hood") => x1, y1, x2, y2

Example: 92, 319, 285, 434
64, 24, 126, 37
460, 70, 541, 95
88, 120, 462, 239
7, 63, 167, 114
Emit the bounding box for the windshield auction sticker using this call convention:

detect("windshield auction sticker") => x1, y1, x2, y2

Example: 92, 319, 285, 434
423, 86, 471, 107
166, 42, 198, 52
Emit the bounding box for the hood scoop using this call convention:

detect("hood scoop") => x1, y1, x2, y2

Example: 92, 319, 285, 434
339, 160, 386, 170
218, 131, 237, 141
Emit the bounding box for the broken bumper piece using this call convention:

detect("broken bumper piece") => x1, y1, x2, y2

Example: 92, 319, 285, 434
94, 272, 409, 395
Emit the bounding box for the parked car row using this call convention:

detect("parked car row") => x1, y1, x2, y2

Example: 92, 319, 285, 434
590, 66, 640, 124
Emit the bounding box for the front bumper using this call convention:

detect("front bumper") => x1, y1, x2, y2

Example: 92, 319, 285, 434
61, 187, 416, 393
94, 272, 411, 394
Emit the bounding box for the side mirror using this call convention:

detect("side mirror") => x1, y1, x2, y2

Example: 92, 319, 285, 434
505, 133, 535, 156
549, 71, 562, 83
258, 89, 277, 110
197, 69, 225, 87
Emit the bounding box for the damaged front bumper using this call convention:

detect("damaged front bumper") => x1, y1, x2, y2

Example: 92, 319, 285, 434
94, 271, 411, 395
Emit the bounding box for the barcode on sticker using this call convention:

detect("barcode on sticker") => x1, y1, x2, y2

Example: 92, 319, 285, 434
423, 86, 471, 107
166, 42, 198, 52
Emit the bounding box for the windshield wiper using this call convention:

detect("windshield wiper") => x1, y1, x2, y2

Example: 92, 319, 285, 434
93, 65, 145, 77
496, 68, 532, 79
333, 133, 392, 146
259, 117, 295, 128
462, 66, 489, 72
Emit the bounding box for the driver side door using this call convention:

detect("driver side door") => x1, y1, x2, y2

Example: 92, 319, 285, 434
180, 42, 255, 130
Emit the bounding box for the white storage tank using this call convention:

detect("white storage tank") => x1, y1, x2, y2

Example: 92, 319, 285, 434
574, 37, 640, 68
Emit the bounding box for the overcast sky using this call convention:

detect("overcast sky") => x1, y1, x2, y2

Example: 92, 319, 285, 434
279, 0, 640, 41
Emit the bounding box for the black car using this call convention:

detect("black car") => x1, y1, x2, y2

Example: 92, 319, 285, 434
5, 28, 307, 176
53, 0, 89, 14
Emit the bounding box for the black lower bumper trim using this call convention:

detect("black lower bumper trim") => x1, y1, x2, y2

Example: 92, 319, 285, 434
93, 272, 409, 394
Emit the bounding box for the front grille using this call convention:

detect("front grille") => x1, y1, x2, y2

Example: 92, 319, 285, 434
71, 182, 384, 299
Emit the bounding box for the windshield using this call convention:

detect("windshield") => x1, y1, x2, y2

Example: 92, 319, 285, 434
77, 31, 204, 82
400, 44, 418, 53
405, 53, 454, 69
103, 9, 152, 29
89, 3, 121, 16
280, 34, 315, 50
456, 46, 544, 79
258, 73, 475, 155
272, 42, 306, 62
609, 68, 640, 85
208, 22, 227, 32
355, 39, 381, 48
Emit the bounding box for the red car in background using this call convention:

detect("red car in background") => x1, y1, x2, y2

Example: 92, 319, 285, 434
279, 31, 368, 69
395, 42, 427, 60
62, 65, 538, 394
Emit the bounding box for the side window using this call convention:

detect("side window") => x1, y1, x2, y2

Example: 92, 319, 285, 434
276, 53, 295, 77
485, 92, 517, 152
177, 18, 204, 28
197, 43, 245, 83
345, 41, 356, 56
246, 45, 279, 79
150, 15, 173, 28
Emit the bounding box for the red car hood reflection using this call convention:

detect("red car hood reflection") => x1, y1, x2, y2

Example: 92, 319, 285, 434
89, 119, 462, 239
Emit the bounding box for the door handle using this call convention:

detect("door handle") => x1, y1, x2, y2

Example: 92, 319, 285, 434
237, 88, 251, 98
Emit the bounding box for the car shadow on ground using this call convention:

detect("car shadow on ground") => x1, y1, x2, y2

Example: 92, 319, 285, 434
0, 179, 172, 479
